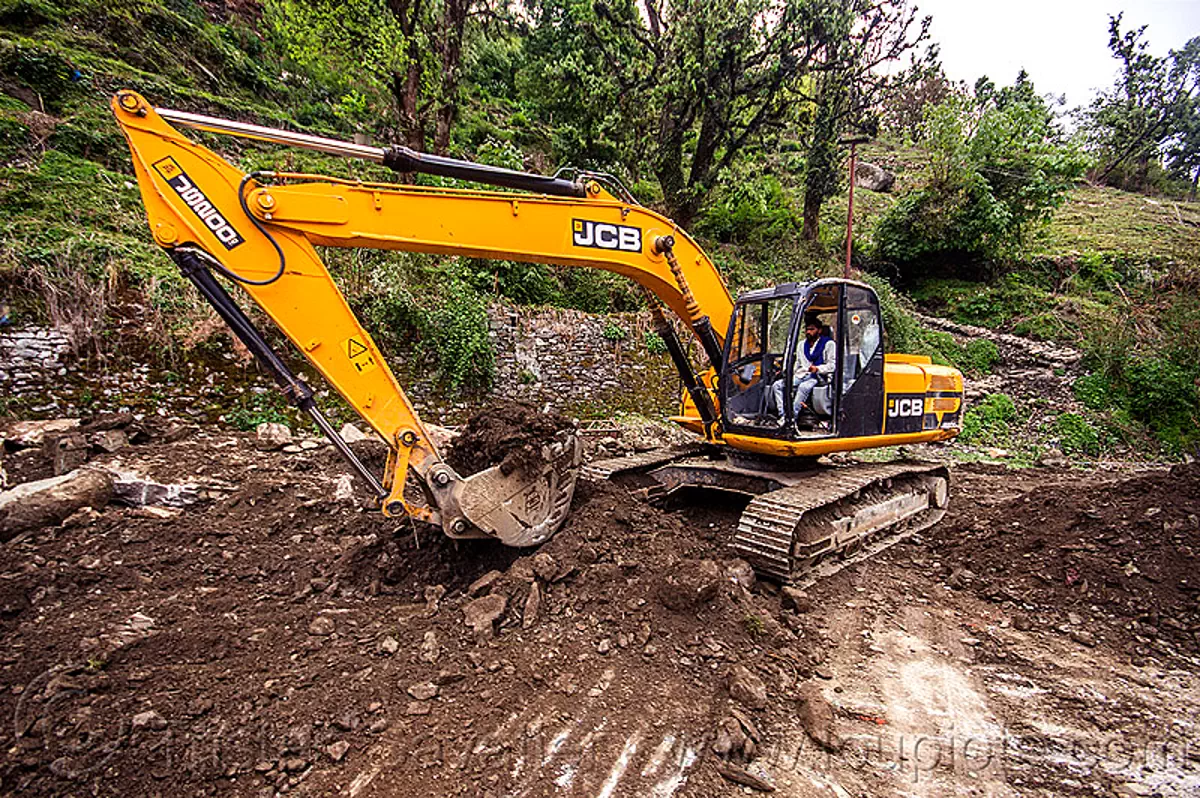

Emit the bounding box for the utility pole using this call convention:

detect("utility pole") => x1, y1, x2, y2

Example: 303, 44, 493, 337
839, 134, 871, 279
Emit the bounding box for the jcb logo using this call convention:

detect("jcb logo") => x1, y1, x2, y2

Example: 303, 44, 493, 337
572, 219, 642, 252
888, 397, 925, 418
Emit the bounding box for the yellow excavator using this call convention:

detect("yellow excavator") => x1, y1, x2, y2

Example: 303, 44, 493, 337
111, 91, 962, 583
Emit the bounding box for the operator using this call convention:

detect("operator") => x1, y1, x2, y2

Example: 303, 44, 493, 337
772, 315, 836, 419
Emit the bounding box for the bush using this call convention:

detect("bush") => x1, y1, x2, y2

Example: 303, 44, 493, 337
1072, 373, 1111, 410
959, 393, 1017, 445
643, 330, 667, 354
696, 172, 799, 247
1054, 412, 1101, 457
601, 321, 626, 341
961, 339, 999, 375
418, 276, 494, 391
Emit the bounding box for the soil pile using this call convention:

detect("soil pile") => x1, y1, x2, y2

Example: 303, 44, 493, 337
931, 463, 1200, 665
446, 400, 576, 476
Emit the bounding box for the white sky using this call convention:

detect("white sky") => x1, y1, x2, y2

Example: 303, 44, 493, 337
913, 0, 1200, 109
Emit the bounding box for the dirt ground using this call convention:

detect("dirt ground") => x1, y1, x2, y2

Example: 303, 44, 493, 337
2, 420, 1200, 797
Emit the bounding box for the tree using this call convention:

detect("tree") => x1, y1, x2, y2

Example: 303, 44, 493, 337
522, 0, 855, 227
876, 79, 1089, 273
798, 0, 931, 242
265, 0, 479, 153
1078, 14, 1200, 190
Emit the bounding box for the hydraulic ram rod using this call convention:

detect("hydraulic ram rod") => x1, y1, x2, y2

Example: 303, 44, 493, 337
155, 106, 586, 197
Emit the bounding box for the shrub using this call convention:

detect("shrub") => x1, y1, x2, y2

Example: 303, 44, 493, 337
696, 173, 799, 247
420, 276, 494, 391
1054, 413, 1101, 457
961, 339, 999, 375
1072, 373, 1111, 410
601, 321, 627, 342
643, 330, 667, 355
959, 393, 1017, 445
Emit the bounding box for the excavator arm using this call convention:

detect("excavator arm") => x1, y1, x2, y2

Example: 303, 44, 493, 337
111, 91, 733, 545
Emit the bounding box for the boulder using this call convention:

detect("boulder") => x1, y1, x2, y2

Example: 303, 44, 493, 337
656, 559, 723, 611
43, 431, 88, 475
463, 593, 507, 641
2, 418, 80, 449
254, 422, 292, 451
727, 665, 768, 710
796, 682, 842, 752
0, 468, 112, 541
854, 161, 895, 192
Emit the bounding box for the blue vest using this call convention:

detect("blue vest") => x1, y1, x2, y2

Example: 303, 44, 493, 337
803, 335, 832, 367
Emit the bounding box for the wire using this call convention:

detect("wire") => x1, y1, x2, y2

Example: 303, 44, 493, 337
190, 171, 288, 286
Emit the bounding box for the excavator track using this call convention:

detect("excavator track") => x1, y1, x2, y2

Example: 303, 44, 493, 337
587, 449, 949, 584
732, 462, 948, 584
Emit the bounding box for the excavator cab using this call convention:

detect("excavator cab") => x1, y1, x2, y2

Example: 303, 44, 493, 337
720, 279, 885, 440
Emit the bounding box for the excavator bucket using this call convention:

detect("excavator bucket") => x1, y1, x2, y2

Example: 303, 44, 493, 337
455, 433, 583, 547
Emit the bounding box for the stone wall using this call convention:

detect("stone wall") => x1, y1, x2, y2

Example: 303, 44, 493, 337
485, 303, 682, 416
0, 327, 72, 407
1, 307, 689, 422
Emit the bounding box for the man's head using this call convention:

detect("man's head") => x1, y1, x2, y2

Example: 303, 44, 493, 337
804, 315, 822, 341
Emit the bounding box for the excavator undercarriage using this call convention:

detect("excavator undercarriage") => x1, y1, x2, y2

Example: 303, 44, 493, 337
586, 448, 949, 584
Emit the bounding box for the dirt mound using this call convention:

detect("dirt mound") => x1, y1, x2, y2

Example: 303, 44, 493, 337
930, 463, 1200, 665
445, 400, 576, 476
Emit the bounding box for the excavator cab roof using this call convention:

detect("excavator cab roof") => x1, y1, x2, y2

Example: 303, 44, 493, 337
734, 277, 877, 306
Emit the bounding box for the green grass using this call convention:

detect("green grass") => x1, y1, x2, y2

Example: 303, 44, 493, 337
1038, 184, 1200, 270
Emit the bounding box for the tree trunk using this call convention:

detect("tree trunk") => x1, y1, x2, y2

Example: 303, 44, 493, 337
801, 187, 822, 241
433, 0, 469, 155
394, 65, 424, 151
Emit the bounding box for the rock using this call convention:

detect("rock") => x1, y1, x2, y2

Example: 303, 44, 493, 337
255, 422, 293, 451
420, 631, 440, 664
728, 665, 768, 710
44, 431, 88, 475
404, 701, 431, 716
780, 587, 812, 613
531, 552, 558, 582
61, 506, 101, 529
3, 418, 80, 448
368, 717, 389, 733
1012, 613, 1033, 631
282, 757, 308, 773
523, 582, 542, 629
726, 559, 756, 591
407, 682, 439, 701
854, 161, 895, 193
339, 423, 370, 444
596, 638, 612, 655
796, 683, 842, 752
377, 635, 399, 655
947, 567, 975, 590
712, 716, 748, 758
89, 429, 128, 454
131, 710, 168, 731
326, 741, 350, 762
714, 760, 776, 792
468, 570, 504, 596
106, 467, 201, 508
0, 468, 113, 541
656, 559, 723, 611
431, 669, 464, 688
308, 615, 336, 636
1070, 628, 1098, 648
463, 593, 507, 641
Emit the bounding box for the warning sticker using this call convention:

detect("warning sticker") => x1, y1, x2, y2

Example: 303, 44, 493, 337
342, 335, 378, 374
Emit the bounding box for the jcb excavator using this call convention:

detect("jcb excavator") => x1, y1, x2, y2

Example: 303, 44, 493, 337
111, 91, 962, 583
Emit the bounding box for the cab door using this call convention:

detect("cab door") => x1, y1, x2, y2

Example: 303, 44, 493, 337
837, 285, 885, 437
